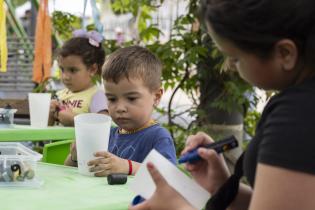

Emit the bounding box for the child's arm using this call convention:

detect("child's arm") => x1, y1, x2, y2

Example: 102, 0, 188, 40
87, 151, 140, 176
48, 99, 59, 126
57, 107, 75, 126
97, 110, 109, 115
64, 154, 78, 167
64, 142, 78, 167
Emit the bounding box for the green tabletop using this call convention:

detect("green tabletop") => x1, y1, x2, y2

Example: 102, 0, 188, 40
0, 125, 75, 141
0, 162, 135, 210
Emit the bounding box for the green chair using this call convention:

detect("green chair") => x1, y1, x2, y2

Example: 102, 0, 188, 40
42, 140, 74, 165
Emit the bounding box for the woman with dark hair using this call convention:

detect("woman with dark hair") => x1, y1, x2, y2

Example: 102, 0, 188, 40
129, 0, 315, 210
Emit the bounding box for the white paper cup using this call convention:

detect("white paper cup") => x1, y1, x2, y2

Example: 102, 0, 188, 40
74, 113, 111, 176
28, 93, 51, 128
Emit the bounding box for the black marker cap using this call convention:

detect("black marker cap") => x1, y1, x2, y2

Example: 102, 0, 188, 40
107, 173, 128, 185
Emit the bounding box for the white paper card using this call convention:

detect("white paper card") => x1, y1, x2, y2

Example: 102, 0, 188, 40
74, 113, 111, 176
129, 149, 211, 209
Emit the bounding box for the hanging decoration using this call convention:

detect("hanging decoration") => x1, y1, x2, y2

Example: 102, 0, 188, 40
82, 0, 88, 29
32, 0, 52, 84
90, 0, 103, 33
82, 0, 103, 34
0, 0, 7, 72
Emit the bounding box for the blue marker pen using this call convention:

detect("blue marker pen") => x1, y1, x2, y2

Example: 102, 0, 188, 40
178, 135, 238, 164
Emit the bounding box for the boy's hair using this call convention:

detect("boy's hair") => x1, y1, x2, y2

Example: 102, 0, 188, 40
202, 0, 315, 68
58, 37, 105, 75
102, 46, 162, 91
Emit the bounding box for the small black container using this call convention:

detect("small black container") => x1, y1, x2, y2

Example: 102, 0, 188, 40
107, 173, 128, 185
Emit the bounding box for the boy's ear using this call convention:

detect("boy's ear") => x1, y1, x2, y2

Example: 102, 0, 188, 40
153, 88, 163, 106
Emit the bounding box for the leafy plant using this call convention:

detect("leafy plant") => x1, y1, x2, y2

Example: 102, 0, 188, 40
50, 0, 263, 154
10, 0, 28, 7
109, 0, 263, 153
244, 110, 261, 139
32, 77, 59, 94
52, 11, 81, 41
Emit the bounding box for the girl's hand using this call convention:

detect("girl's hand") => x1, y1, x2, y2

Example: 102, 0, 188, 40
183, 132, 230, 194
49, 99, 60, 114
87, 152, 129, 176
48, 99, 60, 125
128, 162, 196, 210
57, 107, 75, 126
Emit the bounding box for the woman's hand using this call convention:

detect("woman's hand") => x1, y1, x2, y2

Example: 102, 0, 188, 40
87, 152, 129, 176
183, 132, 230, 194
128, 162, 197, 210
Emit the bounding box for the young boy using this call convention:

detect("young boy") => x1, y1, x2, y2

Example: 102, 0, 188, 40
65, 46, 176, 176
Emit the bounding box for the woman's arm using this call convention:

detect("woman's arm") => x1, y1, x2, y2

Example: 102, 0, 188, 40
227, 183, 252, 210
249, 163, 315, 210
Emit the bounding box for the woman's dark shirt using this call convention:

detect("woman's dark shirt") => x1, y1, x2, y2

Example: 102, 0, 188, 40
244, 76, 315, 186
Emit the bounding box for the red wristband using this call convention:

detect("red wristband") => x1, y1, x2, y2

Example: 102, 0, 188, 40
128, 160, 132, 175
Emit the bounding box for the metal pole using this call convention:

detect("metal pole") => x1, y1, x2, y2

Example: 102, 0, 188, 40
30, 0, 37, 36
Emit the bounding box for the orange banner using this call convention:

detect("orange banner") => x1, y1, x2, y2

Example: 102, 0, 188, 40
32, 0, 52, 83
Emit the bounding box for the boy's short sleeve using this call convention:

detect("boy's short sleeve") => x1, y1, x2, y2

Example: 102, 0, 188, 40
108, 125, 177, 164
152, 128, 177, 164
89, 90, 108, 113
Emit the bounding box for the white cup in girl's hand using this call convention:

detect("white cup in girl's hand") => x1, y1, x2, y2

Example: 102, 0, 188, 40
74, 113, 111, 176
28, 93, 51, 128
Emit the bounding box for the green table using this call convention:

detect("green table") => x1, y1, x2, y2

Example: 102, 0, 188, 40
0, 162, 135, 210
0, 125, 75, 141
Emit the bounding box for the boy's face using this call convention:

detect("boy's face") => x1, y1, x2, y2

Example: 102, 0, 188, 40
104, 77, 162, 131
58, 55, 96, 92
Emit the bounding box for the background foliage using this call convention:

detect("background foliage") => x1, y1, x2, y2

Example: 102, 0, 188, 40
51, 0, 262, 154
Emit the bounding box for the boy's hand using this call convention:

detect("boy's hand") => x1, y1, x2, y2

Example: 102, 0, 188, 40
87, 152, 129, 176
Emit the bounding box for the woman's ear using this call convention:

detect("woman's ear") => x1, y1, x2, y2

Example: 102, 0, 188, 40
153, 88, 163, 106
274, 39, 298, 71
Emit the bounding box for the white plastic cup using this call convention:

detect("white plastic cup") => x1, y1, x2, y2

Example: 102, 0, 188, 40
74, 113, 112, 176
28, 93, 51, 128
